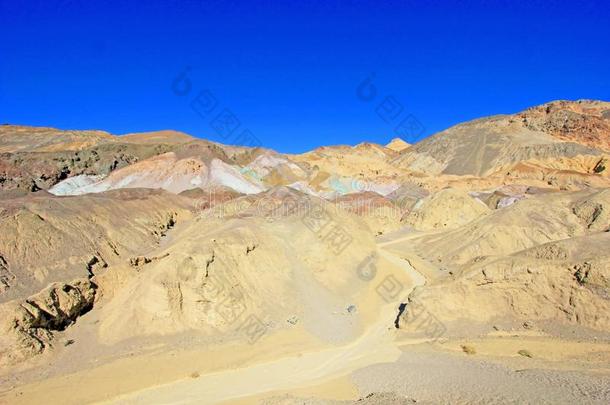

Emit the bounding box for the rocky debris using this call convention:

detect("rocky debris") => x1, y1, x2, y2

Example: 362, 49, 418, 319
86, 255, 108, 276
522, 321, 534, 329
523, 243, 569, 260
570, 260, 609, 299
0, 254, 14, 294
151, 212, 178, 239
517, 349, 534, 358
129, 253, 170, 268
573, 262, 591, 285
572, 189, 610, 231
351, 392, 417, 404
474, 184, 549, 209
0, 278, 96, 366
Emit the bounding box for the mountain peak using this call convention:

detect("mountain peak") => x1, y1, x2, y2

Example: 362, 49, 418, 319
385, 137, 410, 152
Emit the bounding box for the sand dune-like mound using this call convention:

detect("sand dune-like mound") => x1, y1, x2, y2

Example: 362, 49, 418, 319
332, 191, 405, 234
402, 188, 490, 230
242, 151, 309, 188
95, 212, 371, 345
289, 142, 405, 191
69, 188, 376, 347
178, 184, 244, 211
408, 188, 610, 266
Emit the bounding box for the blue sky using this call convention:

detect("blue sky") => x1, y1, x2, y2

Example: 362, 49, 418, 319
1, 0, 609, 153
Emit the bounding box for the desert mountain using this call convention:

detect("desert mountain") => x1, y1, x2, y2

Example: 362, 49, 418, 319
4, 101, 610, 199
392, 100, 610, 177
0, 125, 183, 192
1, 100, 609, 404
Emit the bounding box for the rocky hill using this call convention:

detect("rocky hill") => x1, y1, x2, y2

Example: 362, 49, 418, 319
392, 100, 610, 177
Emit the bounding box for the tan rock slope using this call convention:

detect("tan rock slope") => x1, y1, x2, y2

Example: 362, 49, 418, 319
397, 188, 610, 334
402, 187, 490, 230
385, 138, 410, 152
0, 188, 195, 365
392, 100, 610, 176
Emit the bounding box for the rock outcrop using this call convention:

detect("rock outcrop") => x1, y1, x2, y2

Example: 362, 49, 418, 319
0, 278, 96, 366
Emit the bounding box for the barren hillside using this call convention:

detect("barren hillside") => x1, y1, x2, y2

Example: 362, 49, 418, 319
1, 100, 609, 404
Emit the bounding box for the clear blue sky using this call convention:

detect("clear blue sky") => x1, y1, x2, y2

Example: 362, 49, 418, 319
1, 0, 609, 153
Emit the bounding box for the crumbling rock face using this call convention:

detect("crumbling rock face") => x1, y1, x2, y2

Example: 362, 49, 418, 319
0, 126, 201, 193
150, 211, 178, 239
519, 100, 610, 151
0, 255, 14, 294
86, 255, 108, 276
0, 190, 194, 302
0, 279, 96, 366
129, 253, 170, 268
0, 143, 174, 192
572, 261, 610, 299
403, 232, 610, 334
523, 243, 569, 261
572, 189, 610, 231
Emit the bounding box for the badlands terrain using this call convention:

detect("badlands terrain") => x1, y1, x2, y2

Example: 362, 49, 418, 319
0, 99, 609, 404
